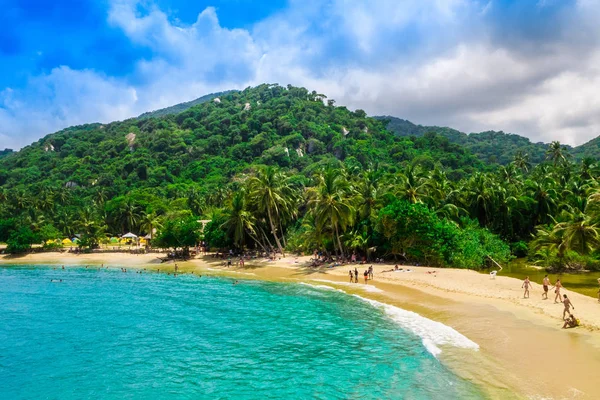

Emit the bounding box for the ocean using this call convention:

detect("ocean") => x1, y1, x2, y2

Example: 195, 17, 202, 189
0, 266, 485, 399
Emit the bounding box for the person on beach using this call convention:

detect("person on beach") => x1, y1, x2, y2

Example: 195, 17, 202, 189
551, 279, 562, 303
363, 270, 368, 283
522, 276, 531, 298
349, 270, 354, 282
562, 314, 579, 329
354, 267, 359, 283
562, 294, 575, 320
542, 275, 550, 300
368, 265, 374, 280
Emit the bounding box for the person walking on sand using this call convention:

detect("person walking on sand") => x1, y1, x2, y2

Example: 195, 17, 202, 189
368, 265, 374, 280
552, 279, 563, 303
562, 294, 575, 320
364, 270, 368, 284
354, 267, 359, 283
349, 270, 354, 283
542, 275, 550, 300
522, 276, 531, 298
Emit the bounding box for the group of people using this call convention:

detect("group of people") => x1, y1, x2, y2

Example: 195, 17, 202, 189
348, 265, 374, 283
522, 275, 579, 328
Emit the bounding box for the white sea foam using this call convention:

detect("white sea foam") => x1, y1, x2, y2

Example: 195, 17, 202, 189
352, 294, 479, 357
299, 282, 346, 293
311, 279, 383, 293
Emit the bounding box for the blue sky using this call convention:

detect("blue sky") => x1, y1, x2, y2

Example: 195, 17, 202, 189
1, 0, 599, 149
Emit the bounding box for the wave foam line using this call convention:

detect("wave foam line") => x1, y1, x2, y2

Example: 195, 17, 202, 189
352, 294, 479, 357
311, 279, 383, 293
299, 282, 346, 293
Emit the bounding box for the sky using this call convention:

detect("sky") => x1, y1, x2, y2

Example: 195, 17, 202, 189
1, 0, 600, 150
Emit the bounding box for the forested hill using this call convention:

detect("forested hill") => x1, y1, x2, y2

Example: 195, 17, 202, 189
379, 116, 599, 165
0, 149, 13, 159
137, 90, 235, 119
0, 84, 483, 192
3, 83, 600, 273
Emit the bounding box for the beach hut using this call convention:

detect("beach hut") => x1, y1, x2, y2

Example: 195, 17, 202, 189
122, 232, 138, 239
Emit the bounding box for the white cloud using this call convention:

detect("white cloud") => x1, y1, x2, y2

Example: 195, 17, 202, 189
2, 0, 600, 149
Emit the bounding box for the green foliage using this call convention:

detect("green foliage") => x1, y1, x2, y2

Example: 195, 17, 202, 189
155, 216, 202, 250
203, 214, 233, 250
1, 84, 598, 272
376, 200, 511, 268
381, 116, 600, 165
6, 226, 39, 254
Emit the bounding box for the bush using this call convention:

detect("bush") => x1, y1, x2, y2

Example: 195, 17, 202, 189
6, 226, 39, 254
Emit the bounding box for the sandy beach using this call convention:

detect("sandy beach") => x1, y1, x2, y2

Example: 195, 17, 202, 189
3, 252, 600, 399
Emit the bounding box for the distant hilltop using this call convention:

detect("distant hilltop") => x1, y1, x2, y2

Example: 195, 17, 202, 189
377, 116, 599, 165
0, 149, 14, 159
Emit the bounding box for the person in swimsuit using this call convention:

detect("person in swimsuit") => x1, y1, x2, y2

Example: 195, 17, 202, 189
522, 276, 531, 298
562, 314, 579, 329
363, 270, 368, 283
562, 294, 575, 320
552, 279, 562, 303
542, 275, 550, 300
349, 270, 354, 282
368, 265, 374, 280
354, 267, 359, 283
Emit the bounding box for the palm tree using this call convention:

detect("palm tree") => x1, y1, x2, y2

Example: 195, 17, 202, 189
221, 191, 266, 251
395, 164, 426, 204
546, 141, 569, 166
512, 151, 531, 173
120, 200, 141, 233
307, 167, 355, 257
140, 212, 162, 241
464, 173, 493, 226
526, 178, 558, 225
557, 211, 600, 255
247, 166, 293, 256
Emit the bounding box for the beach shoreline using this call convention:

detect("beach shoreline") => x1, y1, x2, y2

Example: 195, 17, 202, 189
3, 252, 600, 399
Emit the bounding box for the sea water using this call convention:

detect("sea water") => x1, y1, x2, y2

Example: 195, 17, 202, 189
0, 266, 485, 399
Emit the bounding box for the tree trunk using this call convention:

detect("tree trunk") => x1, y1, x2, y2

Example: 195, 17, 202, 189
335, 224, 344, 259
279, 219, 287, 247
249, 232, 269, 253
267, 206, 285, 257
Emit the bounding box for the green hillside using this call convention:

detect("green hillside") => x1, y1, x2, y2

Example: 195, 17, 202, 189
0, 149, 13, 159
137, 90, 235, 119
1, 84, 600, 272
379, 116, 596, 165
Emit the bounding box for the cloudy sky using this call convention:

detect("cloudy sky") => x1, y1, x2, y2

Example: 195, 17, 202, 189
1, 0, 599, 149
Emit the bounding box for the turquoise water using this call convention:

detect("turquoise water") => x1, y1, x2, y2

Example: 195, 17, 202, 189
0, 266, 484, 399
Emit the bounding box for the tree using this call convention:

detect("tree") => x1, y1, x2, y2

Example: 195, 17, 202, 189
6, 226, 39, 254
140, 212, 162, 241
247, 166, 294, 256
546, 141, 569, 166
155, 216, 202, 254
307, 167, 355, 257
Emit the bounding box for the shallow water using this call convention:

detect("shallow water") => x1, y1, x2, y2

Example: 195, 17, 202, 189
483, 259, 600, 298
0, 266, 485, 399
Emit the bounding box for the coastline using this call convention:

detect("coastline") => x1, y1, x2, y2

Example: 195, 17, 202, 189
3, 252, 600, 399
